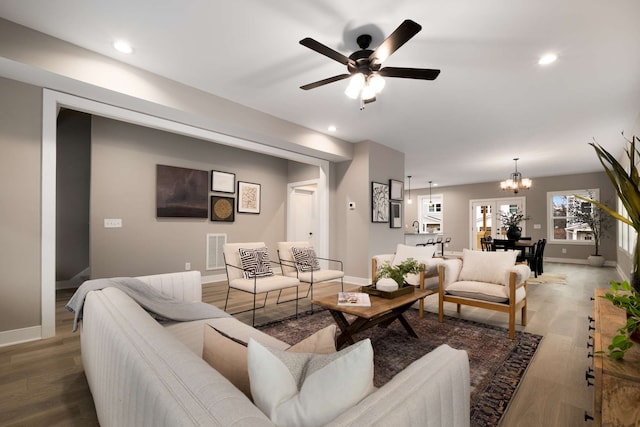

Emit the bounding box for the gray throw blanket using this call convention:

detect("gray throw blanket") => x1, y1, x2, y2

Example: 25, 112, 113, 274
65, 277, 230, 332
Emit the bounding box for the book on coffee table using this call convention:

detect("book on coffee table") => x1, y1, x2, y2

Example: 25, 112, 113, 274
337, 292, 371, 307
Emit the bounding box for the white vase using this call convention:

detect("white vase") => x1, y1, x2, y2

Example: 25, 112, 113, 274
376, 278, 399, 292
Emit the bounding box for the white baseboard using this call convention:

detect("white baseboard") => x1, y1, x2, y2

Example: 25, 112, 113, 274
544, 257, 616, 267
201, 272, 228, 284
0, 325, 41, 348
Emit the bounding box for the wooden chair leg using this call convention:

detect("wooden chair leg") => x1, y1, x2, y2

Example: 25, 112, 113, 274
456, 304, 461, 313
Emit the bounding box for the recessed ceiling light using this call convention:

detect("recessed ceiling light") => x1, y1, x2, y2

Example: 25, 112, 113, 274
538, 53, 557, 65
113, 40, 133, 54
328, 125, 337, 132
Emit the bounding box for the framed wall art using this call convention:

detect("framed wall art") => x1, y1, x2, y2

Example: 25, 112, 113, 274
211, 170, 235, 193
210, 196, 235, 222
371, 181, 389, 223
237, 181, 261, 214
389, 179, 404, 200
390, 201, 402, 228
156, 164, 208, 218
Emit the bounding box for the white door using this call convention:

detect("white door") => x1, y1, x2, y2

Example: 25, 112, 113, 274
290, 185, 317, 247
470, 197, 526, 250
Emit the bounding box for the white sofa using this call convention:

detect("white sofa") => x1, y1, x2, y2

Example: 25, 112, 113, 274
80, 270, 471, 427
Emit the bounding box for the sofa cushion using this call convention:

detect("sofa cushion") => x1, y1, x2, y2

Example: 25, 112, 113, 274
239, 247, 274, 279
248, 338, 374, 427
203, 324, 337, 399
459, 248, 517, 286
291, 246, 321, 272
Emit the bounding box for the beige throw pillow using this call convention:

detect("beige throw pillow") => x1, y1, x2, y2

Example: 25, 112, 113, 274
247, 338, 374, 427
202, 324, 337, 399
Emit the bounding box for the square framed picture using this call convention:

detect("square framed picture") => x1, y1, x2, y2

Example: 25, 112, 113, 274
156, 164, 208, 218
390, 201, 402, 228
211, 170, 235, 193
371, 181, 389, 223
389, 179, 404, 200
210, 196, 235, 222
237, 181, 261, 214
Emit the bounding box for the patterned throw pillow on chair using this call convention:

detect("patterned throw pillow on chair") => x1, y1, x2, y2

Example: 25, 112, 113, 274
291, 246, 321, 272
239, 247, 274, 279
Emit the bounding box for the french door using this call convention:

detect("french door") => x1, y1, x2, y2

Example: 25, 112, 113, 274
470, 197, 526, 250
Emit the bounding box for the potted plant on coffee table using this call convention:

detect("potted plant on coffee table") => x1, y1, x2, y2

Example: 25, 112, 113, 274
372, 258, 424, 296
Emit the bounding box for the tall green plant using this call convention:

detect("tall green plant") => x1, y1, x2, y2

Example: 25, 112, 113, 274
577, 134, 640, 291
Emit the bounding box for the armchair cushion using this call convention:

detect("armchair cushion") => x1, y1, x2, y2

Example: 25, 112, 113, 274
291, 246, 321, 272
458, 249, 518, 286
379, 244, 439, 288
239, 246, 274, 279
391, 244, 436, 266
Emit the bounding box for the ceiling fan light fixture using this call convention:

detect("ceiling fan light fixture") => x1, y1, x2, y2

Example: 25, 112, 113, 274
368, 74, 385, 93
345, 73, 365, 99
361, 84, 376, 101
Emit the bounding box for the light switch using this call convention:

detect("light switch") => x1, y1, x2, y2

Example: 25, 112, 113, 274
533, 224, 541, 229
104, 218, 123, 228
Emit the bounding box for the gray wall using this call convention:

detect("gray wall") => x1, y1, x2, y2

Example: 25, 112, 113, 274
333, 140, 405, 279
90, 116, 293, 278
405, 171, 616, 262
287, 161, 319, 183
0, 77, 42, 332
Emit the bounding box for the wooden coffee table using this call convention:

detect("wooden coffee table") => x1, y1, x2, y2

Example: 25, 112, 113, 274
312, 288, 434, 349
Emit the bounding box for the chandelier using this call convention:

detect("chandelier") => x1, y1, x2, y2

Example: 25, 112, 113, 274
500, 158, 532, 194
407, 175, 412, 204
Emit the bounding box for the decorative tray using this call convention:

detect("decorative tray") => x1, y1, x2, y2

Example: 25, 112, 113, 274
360, 284, 414, 299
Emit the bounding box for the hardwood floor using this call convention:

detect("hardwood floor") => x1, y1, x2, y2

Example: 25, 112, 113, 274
0, 263, 618, 426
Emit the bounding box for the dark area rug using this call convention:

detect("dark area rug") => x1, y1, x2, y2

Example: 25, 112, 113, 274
257, 309, 542, 427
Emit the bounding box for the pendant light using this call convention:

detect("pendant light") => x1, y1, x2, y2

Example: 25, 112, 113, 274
428, 180, 433, 206
500, 158, 532, 194
407, 176, 412, 204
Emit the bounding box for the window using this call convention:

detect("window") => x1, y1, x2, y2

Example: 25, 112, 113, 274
618, 197, 638, 255
418, 194, 443, 233
547, 189, 599, 243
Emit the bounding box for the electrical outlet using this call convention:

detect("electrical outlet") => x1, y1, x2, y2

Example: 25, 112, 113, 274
104, 218, 122, 228
562, 248, 567, 254
185, 262, 191, 271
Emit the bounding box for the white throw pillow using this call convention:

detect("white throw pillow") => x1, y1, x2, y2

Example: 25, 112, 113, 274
459, 248, 518, 285
391, 243, 436, 266
247, 338, 374, 427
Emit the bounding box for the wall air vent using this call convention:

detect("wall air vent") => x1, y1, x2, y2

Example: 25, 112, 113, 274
206, 233, 227, 270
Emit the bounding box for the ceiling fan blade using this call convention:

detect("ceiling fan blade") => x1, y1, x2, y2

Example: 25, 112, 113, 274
300, 73, 351, 90
379, 67, 441, 80
370, 19, 422, 63
300, 37, 354, 66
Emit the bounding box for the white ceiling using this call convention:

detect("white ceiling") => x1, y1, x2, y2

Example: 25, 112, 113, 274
2, 0, 639, 188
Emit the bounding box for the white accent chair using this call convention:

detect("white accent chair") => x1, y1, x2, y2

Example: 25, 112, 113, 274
276, 241, 344, 304
438, 249, 530, 339
223, 242, 300, 326
372, 243, 443, 318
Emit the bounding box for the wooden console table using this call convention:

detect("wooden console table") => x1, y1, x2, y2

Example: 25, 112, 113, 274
591, 288, 640, 425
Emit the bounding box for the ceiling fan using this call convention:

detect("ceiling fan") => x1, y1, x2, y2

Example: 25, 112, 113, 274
299, 19, 440, 107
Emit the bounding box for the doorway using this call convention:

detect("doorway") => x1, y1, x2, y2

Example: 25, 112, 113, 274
287, 180, 319, 247
470, 197, 526, 250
